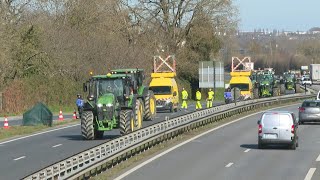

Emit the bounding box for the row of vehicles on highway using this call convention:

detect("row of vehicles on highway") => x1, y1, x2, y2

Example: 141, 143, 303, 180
80, 55, 179, 140
258, 98, 320, 150
226, 57, 304, 103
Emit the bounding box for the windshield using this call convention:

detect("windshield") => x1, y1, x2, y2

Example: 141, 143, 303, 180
149, 86, 172, 95
230, 84, 249, 91
96, 79, 124, 97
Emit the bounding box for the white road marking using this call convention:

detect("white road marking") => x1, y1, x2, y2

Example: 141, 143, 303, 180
52, 144, 62, 148
316, 154, 320, 161
225, 163, 233, 168
14, 156, 26, 161
304, 168, 316, 180
244, 149, 251, 153
114, 103, 299, 180
0, 124, 79, 145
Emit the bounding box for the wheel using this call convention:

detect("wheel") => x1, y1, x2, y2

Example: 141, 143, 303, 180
290, 140, 296, 150
170, 103, 174, 113
253, 88, 259, 99
272, 88, 279, 97
295, 84, 302, 93
258, 141, 264, 149
280, 84, 285, 94
120, 110, 134, 135
138, 99, 145, 120
81, 111, 95, 140
134, 99, 143, 130
144, 90, 156, 121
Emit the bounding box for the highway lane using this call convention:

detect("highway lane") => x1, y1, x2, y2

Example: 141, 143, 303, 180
0, 101, 223, 180
119, 103, 320, 180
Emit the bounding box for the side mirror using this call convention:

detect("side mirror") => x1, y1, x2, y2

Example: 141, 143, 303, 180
173, 91, 177, 96
83, 83, 88, 92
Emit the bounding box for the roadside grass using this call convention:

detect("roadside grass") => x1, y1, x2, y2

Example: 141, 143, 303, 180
91, 100, 305, 180
0, 119, 79, 141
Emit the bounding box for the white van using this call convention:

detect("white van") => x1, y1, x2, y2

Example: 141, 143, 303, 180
257, 111, 299, 150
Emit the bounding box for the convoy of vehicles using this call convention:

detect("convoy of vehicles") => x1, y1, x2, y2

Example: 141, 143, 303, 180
80, 55, 308, 141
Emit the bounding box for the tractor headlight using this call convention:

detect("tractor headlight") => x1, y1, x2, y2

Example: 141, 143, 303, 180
106, 103, 113, 107
97, 103, 103, 108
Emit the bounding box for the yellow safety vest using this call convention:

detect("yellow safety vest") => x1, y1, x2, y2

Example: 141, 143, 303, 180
196, 91, 201, 100
182, 90, 188, 100
208, 91, 214, 100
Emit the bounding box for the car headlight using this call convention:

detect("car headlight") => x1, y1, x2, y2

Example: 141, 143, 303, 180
97, 103, 103, 108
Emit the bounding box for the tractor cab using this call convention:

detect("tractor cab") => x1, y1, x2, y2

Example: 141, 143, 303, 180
110, 69, 145, 94
84, 73, 133, 108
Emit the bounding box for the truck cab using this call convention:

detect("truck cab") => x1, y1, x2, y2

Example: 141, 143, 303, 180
149, 72, 179, 112
229, 71, 253, 99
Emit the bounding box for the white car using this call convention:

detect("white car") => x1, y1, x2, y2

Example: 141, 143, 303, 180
301, 77, 312, 86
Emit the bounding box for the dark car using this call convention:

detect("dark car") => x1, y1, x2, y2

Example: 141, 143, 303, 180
298, 100, 320, 124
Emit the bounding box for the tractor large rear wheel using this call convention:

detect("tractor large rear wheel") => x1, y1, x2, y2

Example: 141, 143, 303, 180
144, 90, 157, 121
119, 110, 134, 135
81, 111, 95, 140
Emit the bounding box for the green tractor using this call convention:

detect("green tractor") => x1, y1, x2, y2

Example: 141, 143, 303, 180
81, 70, 156, 140
280, 72, 301, 94
252, 69, 280, 98
110, 68, 157, 121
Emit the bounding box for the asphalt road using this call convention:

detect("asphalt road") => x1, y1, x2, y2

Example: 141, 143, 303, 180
0, 101, 223, 180
120, 103, 320, 180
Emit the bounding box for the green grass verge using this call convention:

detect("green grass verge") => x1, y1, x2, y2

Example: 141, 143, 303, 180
0, 119, 79, 141
91, 99, 305, 180
0, 105, 74, 117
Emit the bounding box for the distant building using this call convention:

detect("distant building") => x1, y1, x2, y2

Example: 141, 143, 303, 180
309, 27, 320, 34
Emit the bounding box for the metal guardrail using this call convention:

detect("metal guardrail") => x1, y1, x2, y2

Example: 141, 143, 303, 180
24, 92, 314, 180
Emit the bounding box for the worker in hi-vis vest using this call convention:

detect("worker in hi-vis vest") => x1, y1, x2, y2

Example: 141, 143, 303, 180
207, 88, 214, 108
196, 89, 202, 110
181, 88, 188, 109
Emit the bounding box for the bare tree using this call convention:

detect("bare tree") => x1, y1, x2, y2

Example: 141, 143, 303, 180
121, 0, 237, 52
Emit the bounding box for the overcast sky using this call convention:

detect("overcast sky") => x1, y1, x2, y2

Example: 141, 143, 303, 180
235, 0, 320, 31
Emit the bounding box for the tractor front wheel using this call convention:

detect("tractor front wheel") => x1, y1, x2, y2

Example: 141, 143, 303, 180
81, 111, 95, 140
119, 110, 134, 135
134, 99, 143, 129
144, 90, 157, 121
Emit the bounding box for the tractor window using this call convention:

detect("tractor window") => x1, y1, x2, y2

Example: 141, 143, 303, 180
230, 84, 249, 91
149, 86, 172, 95
97, 79, 123, 97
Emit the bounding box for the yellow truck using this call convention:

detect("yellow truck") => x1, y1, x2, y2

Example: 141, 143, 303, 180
228, 57, 254, 100
229, 71, 253, 99
149, 55, 179, 112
